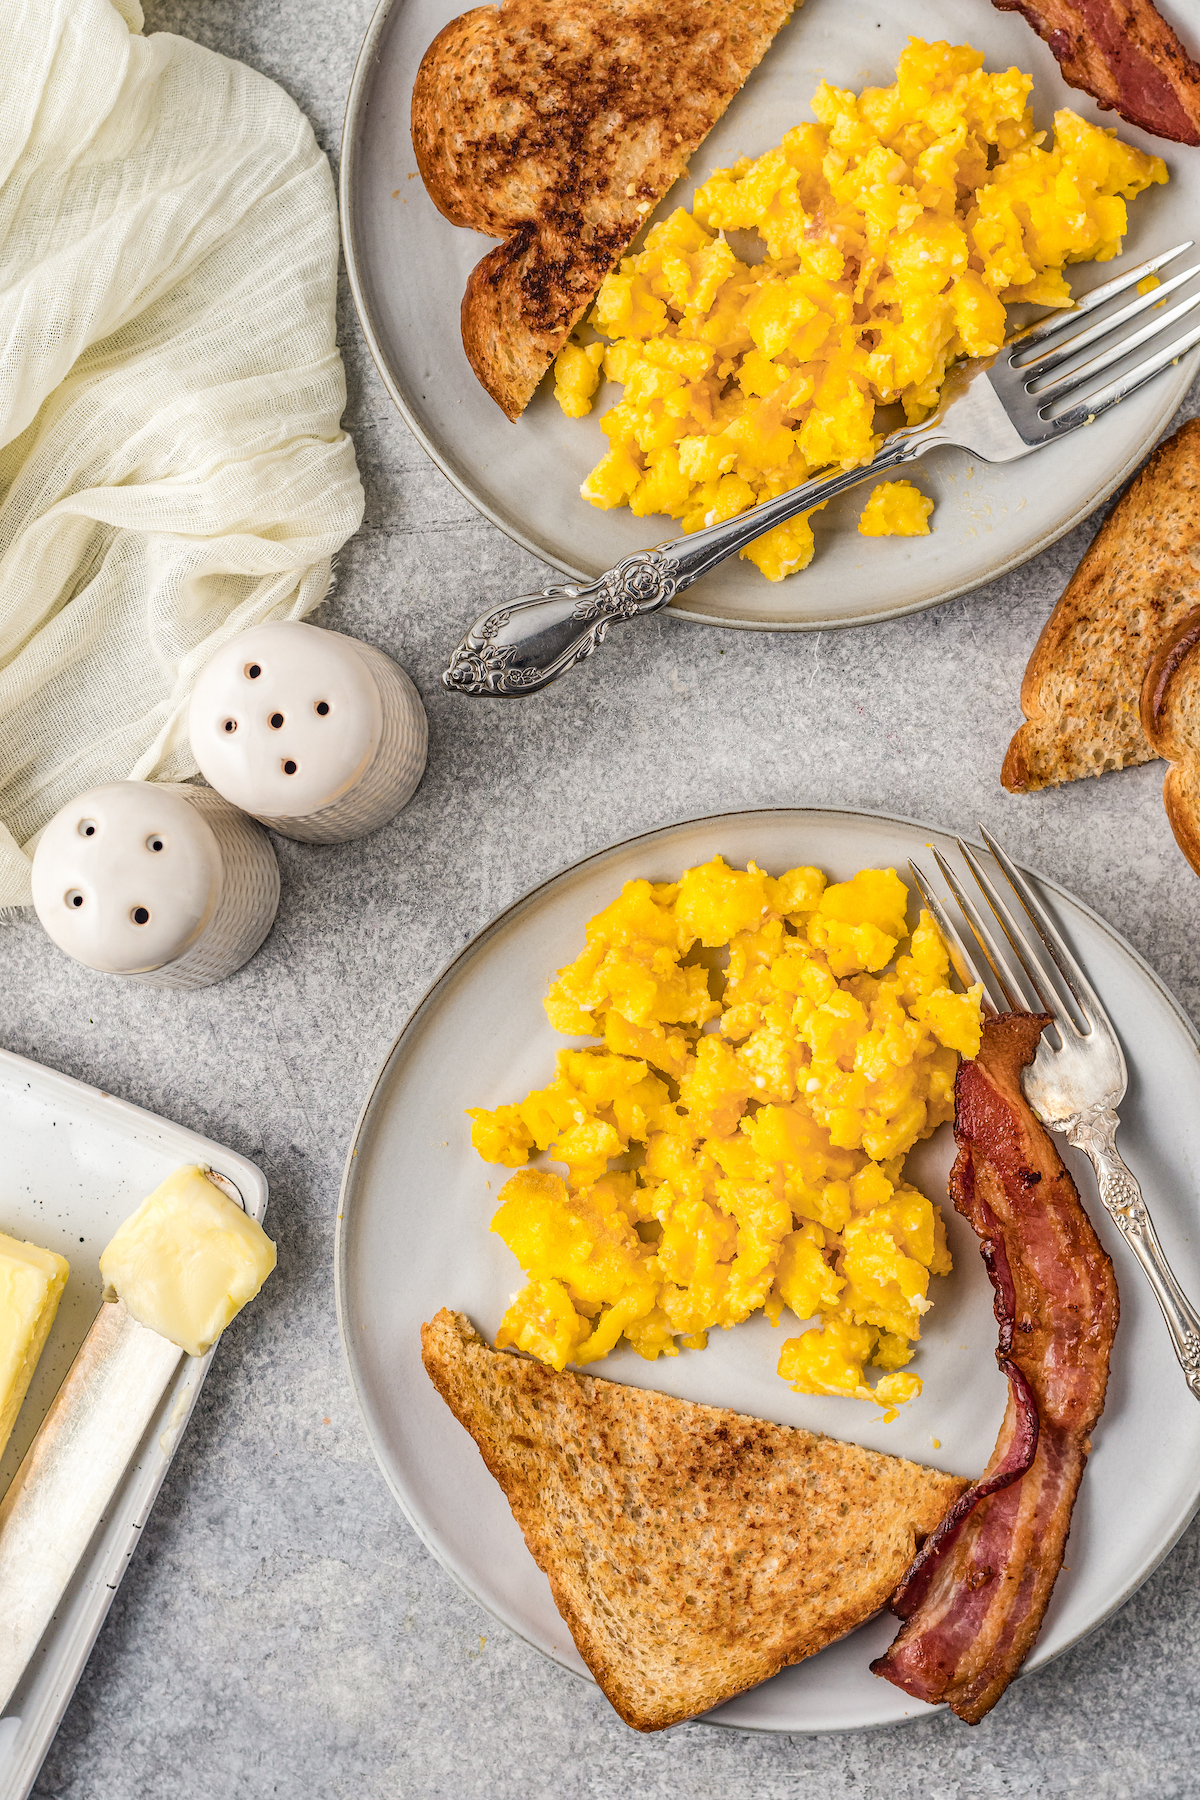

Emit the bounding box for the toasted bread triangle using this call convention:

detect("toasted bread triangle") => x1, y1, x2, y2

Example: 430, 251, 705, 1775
1003, 418, 1200, 794
411, 0, 800, 420
421, 1309, 966, 1730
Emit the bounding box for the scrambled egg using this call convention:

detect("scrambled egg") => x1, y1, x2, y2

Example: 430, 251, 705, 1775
552, 37, 1166, 581
469, 858, 984, 1416
859, 481, 933, 537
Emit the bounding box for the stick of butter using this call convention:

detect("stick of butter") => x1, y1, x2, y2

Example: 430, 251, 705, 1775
99, 1165, 275, 1357
0, 1234, 69, 1462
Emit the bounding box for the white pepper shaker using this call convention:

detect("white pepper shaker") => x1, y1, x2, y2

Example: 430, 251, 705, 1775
186, 621, 427, 843
30, 782, 279, 990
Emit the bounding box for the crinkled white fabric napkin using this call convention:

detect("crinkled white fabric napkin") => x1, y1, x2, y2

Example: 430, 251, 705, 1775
0, 0, 365, 906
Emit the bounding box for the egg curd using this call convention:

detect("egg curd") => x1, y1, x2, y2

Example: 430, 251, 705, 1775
552, 37, 1167, 580
468, 858, 984, 1416
859, 480, 934, 538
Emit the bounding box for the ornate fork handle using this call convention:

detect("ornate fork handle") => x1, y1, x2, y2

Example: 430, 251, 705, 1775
1062, 1102, 1200, 1401
442, 432, 935, 697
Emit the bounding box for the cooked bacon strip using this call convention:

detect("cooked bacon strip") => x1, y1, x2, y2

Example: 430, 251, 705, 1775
993, 0, 1200, 144
872, 1013, 1119, 1723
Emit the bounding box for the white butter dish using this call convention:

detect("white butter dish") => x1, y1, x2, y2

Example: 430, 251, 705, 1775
0, 1047, 268, 1800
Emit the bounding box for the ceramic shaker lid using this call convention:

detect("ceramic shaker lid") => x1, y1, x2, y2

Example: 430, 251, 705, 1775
187, 621, 383, 819
31, 784, 222, 975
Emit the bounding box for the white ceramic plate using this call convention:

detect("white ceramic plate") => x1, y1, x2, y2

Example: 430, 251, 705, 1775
341, 0, 1200, 631
336, 808, 1200, 1733
0, 1051, 269, 1800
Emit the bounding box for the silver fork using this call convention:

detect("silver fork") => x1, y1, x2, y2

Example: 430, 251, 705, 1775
444, 241, 1200, 696
910, 826, 1200, 1403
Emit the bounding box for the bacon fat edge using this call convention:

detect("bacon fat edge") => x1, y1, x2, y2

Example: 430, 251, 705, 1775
871, 1013, 1119, 1724
993, 0, 1200, 144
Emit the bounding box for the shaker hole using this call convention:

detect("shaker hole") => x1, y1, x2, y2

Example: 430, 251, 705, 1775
282, 759, 298, 776
245, 663, 262, 680
147, 836, 164, 853
315, 701, 330, 716
223, 718, 238, 734
78, 820, 97, 838
269, 712, 285, 729
131, 906, 150, 925
66, 890, 84, 909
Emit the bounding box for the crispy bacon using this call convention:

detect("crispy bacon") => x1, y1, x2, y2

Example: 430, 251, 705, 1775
993, 0, 1200, 144
872, 1013, 1119, 1723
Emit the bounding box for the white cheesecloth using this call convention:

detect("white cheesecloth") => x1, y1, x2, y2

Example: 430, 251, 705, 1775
0, 0, 365, 907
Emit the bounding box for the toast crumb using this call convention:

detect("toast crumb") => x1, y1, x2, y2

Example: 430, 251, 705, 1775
421, 1307, 966, 1731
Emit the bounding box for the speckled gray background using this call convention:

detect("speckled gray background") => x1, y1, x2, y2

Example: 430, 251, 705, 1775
3, 2, 1199, 1795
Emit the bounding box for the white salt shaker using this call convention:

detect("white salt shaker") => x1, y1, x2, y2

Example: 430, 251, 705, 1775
30, 782, 279, 990
187, 621, 427, 843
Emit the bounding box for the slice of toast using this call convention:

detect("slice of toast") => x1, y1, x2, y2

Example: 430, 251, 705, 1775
421, 1308, 966, 1731
1003, 418, 1200, 793
990, 0, 1200, 145
1141, 604, 1200, 873
411, 0, 799, 421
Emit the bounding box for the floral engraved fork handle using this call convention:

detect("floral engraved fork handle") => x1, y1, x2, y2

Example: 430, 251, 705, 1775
441, 551, 679, 697
1063, 1102, 1200, 1401
442, 437, 925, 697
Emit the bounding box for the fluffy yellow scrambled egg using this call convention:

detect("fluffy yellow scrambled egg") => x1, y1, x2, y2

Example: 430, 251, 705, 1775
468, 858, 984, 1416
552, 37, 1166, 581
859, 480, 933, 537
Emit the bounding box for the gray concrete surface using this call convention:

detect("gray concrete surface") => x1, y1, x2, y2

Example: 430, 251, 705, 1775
3, 2, 1199, 1795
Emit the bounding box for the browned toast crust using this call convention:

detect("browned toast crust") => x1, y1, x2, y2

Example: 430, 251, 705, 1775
421, 1308, 965, 1731
1141, 605, 1200, 874
1163, 759, 1200, 877
459, 220, 624, 422
412, 0, 798, 419
1003, 418, 1200, 793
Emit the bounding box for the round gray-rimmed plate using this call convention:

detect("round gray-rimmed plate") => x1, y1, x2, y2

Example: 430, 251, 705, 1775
340, 0, 1200, 633
336, 807, 1200, 1733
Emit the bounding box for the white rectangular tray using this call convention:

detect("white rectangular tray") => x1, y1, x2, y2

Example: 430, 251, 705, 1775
0, 1046, 269, 1800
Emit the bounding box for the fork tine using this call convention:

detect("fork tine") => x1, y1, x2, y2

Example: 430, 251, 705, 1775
1019, 261, 1200, 381
1012, 240, 1194, 351
978, 828, 1112, 1035
930, 847, 1026, 1012
1044, 313, 1200, 432
956, 838, 1072, 1030
1030, 284, 1200, 400
908, 858, 997, 1014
